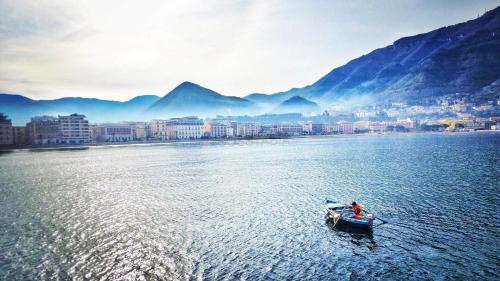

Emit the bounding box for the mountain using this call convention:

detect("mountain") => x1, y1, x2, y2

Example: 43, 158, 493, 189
273, 96, 321, 114
0, 94, 161, 125
248, 7, 500, 106
148, 81, 255, 117
122, 95, 161, 109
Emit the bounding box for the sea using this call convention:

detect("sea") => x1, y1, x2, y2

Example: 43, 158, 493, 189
0, 132, 499, 280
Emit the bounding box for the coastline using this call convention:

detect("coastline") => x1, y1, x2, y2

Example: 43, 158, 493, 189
1, 130, 498, 152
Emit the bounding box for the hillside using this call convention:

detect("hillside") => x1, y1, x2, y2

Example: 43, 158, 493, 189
249, 7, 500, 106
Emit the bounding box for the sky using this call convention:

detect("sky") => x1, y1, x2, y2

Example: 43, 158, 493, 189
0, 0, 498, 101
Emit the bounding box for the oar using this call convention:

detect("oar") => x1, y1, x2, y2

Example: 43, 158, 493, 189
362, 209, 389, 224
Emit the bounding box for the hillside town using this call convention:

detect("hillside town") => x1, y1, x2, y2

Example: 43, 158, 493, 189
0, 112, 498, 147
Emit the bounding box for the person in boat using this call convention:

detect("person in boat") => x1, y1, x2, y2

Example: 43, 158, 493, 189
351, 201, 363, 219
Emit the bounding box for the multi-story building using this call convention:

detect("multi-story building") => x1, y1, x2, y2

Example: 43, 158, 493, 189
92, 124, 133, 142
26, 116, 62, 144
236, 123, 261, 137
204, 121, 227, 138
353, 121, 370, 132
303, 122, 313, 135
0, 113, 13, 145
338, 122, 354, 134
324, 123, 341, 134
59, 114, 90, 144
311, 123, 324, 135
149, 119, 168, 140
368, 122, 385, 132
130, 122, 148, 140
12, 126, 26, 145
396, 118, 417, 129
226, 127, 235, 138
275, 123, 303, 136
166, 117, 204, 140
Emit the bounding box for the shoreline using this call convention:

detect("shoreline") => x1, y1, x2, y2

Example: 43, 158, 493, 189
1, 130, 498, 152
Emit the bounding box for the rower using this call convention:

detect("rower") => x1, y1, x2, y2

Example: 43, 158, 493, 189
351, 201, 363, 219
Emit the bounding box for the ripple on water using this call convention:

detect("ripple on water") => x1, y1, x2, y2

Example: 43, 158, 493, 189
0, 133, 499, 280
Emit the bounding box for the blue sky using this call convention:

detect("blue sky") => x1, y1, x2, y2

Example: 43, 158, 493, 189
0, 0, 498, 100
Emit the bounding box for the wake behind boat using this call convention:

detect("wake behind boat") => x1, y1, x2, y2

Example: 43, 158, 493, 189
324, 199, 379, 231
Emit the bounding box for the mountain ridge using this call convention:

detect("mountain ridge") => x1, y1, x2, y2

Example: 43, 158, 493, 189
249, 6, 500, 106
1, 7, 499, 123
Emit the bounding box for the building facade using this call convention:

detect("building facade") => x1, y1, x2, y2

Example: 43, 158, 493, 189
26, 116, 62, 145
236, 123, 261, 137
149, 119, 168, 140
338, 122, 354, 134
130, 122, 148, 140
12, 126, 26, 145
166, 117, 204, 140
206, 122, 227, 138
59, 114, 90, 144
0, 113, 13, 145
92, 124, 133, 142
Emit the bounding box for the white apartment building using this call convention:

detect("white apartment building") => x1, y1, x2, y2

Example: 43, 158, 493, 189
236, 123, 261, 137
166, 117, 204, 140
58, 114, 90, 144
210, 123, 227, 138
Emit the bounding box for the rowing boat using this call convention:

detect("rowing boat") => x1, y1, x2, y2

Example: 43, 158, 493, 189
324, 199, 374, 231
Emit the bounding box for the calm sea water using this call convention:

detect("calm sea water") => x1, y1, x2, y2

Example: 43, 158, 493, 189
0, 133, 499, 280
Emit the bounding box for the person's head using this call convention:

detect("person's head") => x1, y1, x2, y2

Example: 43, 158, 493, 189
351, 201, 357, 207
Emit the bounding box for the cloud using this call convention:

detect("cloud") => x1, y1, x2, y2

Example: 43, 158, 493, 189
0, 0, 498, 100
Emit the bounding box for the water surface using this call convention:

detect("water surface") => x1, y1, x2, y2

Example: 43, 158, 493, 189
1, 133, 499, 280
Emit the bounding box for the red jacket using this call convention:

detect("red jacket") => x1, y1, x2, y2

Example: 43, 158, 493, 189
353, 203, 363, 219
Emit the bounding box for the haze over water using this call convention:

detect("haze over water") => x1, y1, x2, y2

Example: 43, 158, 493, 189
1, 133, 499, 280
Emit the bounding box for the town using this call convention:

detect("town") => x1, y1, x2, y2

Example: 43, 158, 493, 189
0, 110, 498, 147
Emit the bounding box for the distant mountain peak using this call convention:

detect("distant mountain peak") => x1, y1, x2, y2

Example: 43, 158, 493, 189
273, 96, 320, 114
147, 82, 254, 117
282, 96, 313, 104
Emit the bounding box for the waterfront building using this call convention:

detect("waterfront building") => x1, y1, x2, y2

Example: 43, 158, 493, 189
59, 114, 90, 144
166, 117, 204, 140
26, 116, 62, 144
230, 121, 238, 136
149, 119, 168, 140
324, 123, 341, 134
275, 123, 303, 136
368, 122, 385, 132
203, 120, 227, 138
12, 126, 26, 145
396, 118, 417, 129
226, 127, 235, 138
92, 124, 133, 142
129, 122, 147, 140
353, 121, 370, 131
236, 123, 261, 137
338, 122, 354, 134
311, 123, 324, 135
303, 121, 313, 135
0, 113, 13, 145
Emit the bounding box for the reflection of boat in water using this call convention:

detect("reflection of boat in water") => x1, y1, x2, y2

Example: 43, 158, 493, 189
324, 199, 375, 232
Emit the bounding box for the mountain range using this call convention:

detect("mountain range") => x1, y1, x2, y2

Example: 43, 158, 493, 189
1, 7, 498, 125
246, 6, 500, 106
